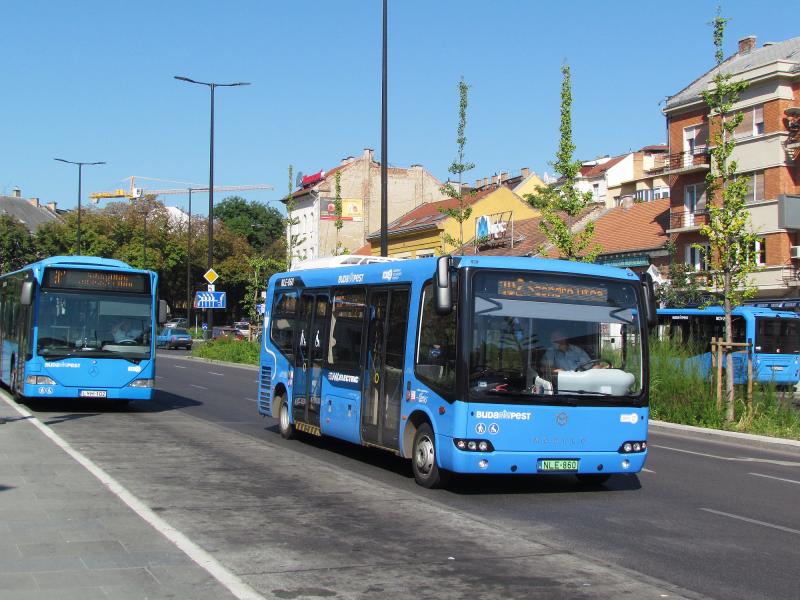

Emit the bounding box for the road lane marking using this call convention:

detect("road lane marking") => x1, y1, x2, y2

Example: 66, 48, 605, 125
652, 444, 800, 467
0, 392, 265, 600
244, 397, 257, 403
190, 384, 208, 390
642, 468, 656, 473
701, 508, 800, 536
174, 365, 187, 369
209, 372, 224, 376
749, 472, 800, 485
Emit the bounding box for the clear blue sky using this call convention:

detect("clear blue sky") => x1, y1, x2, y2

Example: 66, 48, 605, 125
2, 1, 796, 216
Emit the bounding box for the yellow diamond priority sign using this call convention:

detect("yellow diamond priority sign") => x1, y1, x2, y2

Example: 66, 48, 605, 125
203, 268, 219, 285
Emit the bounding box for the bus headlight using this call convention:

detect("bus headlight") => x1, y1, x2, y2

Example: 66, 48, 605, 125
26, 375, 55, 385
454, 439, 495, 452
128, 379, 154, 388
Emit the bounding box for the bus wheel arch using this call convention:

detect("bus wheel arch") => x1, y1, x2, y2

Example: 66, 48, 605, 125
272, 383, 288, 418
402, 410, 430, 459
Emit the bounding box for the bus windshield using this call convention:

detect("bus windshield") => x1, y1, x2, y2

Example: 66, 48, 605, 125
36, 290, 152, 360
470, 271, 644, 405
756, 317, 800, 354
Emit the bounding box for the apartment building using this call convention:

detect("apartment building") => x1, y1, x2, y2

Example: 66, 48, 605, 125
662, 35, 800, 304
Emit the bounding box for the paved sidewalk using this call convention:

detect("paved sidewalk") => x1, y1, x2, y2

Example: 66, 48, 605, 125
0, 396, 236, 600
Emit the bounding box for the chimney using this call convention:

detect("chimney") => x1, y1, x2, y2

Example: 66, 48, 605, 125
491, 175, 498, 186
363, 148, 374, 162
621, 195, 634, 210
475, 178, 482, 188
500, 171, 509, 183
12, 187, 21, 198
738, 36, 756, 54
28, 197, 40, 208
47, 201, 58, 212
521, 167, 530, 178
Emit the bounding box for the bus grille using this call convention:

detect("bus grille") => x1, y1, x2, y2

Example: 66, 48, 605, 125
258, 366, 273, 415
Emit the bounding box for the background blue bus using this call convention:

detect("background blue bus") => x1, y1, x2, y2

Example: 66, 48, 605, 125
656, 306, 800, 387
258, 255, 655, 488
0, 256, 165, 403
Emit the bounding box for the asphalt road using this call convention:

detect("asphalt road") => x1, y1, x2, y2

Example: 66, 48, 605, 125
19, 350, 800, 600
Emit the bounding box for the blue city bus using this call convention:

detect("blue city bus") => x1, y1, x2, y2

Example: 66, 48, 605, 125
0, 256, 166, 403
258, 255, 656, 488
656, 306, 800, 387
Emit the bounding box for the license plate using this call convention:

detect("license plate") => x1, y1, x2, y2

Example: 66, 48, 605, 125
771, 366, 784, 371
80, 390, 107, 398
538, 459, 579, 472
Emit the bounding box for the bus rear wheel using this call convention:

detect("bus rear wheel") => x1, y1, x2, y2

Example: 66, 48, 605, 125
412, 423, 449, 489
278, 397, 295, 440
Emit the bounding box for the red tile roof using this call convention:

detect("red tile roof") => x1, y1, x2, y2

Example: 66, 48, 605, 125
592, 198, 670, 254
353, 243, 372, 255
579, 154, 627, 178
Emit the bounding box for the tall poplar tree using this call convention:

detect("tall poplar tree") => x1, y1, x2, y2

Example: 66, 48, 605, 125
525, 64, 600, 261
439, 77, 475, 253
285, 165, 305, 269
699, 8, 759, 421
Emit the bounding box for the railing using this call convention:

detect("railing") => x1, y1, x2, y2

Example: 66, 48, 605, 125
669, 209, 709, 230
648, 149, 710, 174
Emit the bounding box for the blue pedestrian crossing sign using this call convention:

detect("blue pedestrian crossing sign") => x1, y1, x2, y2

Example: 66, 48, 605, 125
195, 291, 226, 309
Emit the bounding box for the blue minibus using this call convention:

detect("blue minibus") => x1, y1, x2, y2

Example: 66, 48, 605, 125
258, 255, 655, 488
656, 306, 800, 387
0, 256, 165, 403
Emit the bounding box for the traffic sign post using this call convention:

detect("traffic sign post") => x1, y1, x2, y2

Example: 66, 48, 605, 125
195, 291, 226, 309
203, 268, 219, 285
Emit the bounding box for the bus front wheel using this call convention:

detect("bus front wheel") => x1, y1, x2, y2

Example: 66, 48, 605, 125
278, 397, 295, 440
412, 423, 449, 489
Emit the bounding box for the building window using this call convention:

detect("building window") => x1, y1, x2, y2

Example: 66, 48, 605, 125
684, 125, 708, 156
592, 183, 600, 198
653, 187, 670, 199
635, 189, 652, 202
748, 238, 766, 266
742, 171, 765, 203
684, 183, 707, 213
417, 250, 435, 258
686, 243, 711, 271
733, 104, 764, 139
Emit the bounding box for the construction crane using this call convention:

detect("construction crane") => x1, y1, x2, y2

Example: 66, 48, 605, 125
90, 176, 273, 202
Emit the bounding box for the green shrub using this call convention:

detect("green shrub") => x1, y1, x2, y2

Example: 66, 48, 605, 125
649, 337, 800, 440
191, 337, 260, 365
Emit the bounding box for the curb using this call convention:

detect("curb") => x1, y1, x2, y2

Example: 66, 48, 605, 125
650, 419, 800, 454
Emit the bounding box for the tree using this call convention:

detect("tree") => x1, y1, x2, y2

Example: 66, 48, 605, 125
439, 77, 475, 253
332, 170, 348, 255
285, 165, 305, 268
0, 215, 37, 272
699, 8, 759, 422
242, 255, 283, 326
524, 64, 600, 262
215, 196, 285, 257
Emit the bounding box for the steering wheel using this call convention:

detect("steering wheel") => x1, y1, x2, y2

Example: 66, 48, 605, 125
576, 359, 612, 371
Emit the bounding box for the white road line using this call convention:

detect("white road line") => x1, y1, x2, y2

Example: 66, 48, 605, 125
0, 392, 265, 600
642, 468, 656, 473
749, 472, 800, 485
209, 372, 224, 376
174, 365, 187, 369
244, 397, 257, 403
190, 384, 207, 390
701, 508, 800, 536
652, 444, 800, 467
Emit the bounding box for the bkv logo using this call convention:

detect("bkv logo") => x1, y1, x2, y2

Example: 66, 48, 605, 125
38, 387, 54, 395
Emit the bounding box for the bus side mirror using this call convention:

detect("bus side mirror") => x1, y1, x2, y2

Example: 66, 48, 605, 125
20, 280, 34, 306
640, 273, 657, 330
158, 300, 168, 324
434, 256, 453, 316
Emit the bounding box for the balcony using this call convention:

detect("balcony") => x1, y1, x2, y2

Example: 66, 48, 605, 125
647, 149, 710, 176
667, 209, 709, 233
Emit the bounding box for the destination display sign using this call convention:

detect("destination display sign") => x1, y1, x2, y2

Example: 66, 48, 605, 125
497, 278, 608, 303
43, 268, 149, 294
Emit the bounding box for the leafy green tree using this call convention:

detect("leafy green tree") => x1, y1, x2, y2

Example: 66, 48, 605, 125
525, 64, 600, 261
699, 8, 759, 422
285, 165, 305, 269
242, 255, 284, 325
332, 171, 349, 255
439, 77, 475, 253
0, 215, 37, 272
215, 196, 285, 257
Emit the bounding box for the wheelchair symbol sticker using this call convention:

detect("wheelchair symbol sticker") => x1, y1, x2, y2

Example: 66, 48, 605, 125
488, 423, 500, 435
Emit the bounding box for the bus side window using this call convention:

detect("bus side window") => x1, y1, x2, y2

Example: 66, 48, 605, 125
270, 290, 298, 360
328, 289, 366, 371
415, 283, 456, 395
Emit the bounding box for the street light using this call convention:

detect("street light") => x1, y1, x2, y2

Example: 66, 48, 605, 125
54, 158, 106, 254
174, 75, 250, 338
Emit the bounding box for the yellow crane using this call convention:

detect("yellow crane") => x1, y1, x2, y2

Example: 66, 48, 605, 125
90, 176, 273, 202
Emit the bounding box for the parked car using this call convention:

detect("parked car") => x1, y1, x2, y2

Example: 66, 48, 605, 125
211, 326, 244, 340
164, 318, 188, 329
157, 327, 193, 350
234, 321, 250, 336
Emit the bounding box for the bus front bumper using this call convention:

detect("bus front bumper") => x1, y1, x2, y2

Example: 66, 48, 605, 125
22, 383, 154, 401
438, 438, 648, 475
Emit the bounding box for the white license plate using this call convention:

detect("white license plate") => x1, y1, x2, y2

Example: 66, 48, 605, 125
80, 390, 107, 398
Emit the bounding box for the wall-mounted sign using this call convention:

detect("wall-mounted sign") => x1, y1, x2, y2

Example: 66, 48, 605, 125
320, 198, 363, 222
301, 171, 325, 187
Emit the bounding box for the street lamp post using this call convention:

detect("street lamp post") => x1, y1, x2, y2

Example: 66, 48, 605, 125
54, 158, 105, 255
185, 187, 196, 329
174, 76, 250, 338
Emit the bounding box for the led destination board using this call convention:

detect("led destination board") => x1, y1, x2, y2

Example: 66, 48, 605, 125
43, 268, 149, 294
497, 278, 608, 303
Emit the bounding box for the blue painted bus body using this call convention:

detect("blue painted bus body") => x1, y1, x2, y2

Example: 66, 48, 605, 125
657, 306, 800, 386
0, 256, 159, 401
258, 256, 650, 484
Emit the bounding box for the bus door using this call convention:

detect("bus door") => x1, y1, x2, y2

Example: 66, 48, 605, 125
293, 292, 329, 429
361, 287, 409, 450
